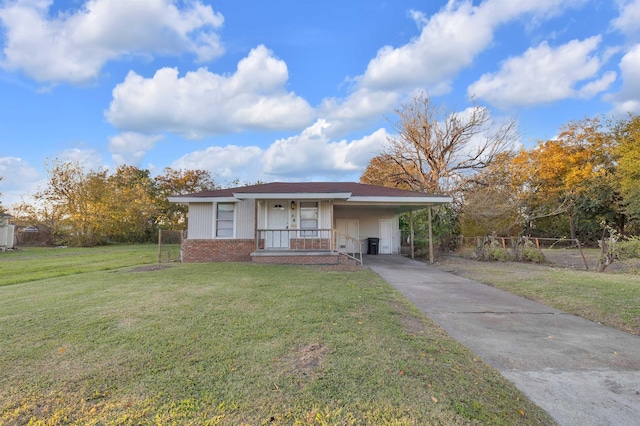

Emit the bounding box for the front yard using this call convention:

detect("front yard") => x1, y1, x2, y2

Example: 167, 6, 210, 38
0, 246, 553, 425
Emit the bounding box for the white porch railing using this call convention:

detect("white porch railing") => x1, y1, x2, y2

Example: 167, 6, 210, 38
255, 228, 363, 265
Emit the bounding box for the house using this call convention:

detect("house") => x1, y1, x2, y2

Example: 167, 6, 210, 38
168, 182, 452, 265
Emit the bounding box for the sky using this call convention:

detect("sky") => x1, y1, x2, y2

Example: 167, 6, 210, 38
1, 0, 639, 208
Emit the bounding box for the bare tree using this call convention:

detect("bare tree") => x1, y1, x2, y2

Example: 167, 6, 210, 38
383, 92, 517, 197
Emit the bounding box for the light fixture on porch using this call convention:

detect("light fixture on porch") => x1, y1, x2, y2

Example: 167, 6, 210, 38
291, 201, 296, 210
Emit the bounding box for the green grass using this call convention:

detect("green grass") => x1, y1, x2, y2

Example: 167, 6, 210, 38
0, 245, 158, 286
0, 247, 554, 425
437, 256, 640, 335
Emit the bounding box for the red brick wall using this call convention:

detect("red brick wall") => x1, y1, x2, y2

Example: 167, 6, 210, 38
182, 239, 254, 262
289, 238, 330, 250
251, 253, 339, 265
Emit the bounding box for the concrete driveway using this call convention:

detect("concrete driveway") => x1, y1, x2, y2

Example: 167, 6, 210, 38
365, 255, 640, 426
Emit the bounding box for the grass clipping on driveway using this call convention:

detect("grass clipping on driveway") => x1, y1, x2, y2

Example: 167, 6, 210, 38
0, 261, 553, 425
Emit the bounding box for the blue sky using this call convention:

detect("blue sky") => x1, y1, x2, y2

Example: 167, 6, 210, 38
1, 0, 639, 207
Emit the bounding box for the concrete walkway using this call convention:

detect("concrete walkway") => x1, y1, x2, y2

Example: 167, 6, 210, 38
364, 255, 640, 426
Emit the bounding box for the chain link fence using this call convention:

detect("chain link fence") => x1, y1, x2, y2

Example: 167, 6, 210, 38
452, 235, 640, 274
157, 230, 184, 263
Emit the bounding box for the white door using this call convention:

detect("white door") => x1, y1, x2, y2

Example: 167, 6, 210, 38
336, 219, 359, 253
267, 201, 289, 249
379, 219, 392, 254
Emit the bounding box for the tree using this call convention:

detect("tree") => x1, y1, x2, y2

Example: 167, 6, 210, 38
154, 168, 217, 229
459, 151, 522, 236
613, 115, 640, 224
382, 92, 517, 197
510, 117, 619, 241
102, 165, 158, 242
36, 160, 110, 246
360, 154, 416, 190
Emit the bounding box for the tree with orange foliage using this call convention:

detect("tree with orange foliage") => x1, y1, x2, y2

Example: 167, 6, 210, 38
613, 115, 640, 223
511, 117, 618, 240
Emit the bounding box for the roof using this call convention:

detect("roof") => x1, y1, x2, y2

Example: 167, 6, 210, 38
169, 182, 452, 204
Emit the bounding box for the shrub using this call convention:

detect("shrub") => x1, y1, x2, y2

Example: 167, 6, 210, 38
487, 241, 511, 261
617, 236, 640, 260
516, 238, 546, 263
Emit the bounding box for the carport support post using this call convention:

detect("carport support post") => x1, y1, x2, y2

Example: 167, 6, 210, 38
409, 210, 415, 259
428, 206, 434, 263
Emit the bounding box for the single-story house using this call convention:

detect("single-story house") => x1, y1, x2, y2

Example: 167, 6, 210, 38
168, 182, 452, 265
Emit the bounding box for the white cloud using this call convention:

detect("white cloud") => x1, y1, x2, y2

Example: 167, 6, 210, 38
106, 45, 314, 138
606, 44, 640, 114
57, 148, 105, 170
358, 0, 583, 92
0, 0, 224, 83
319, 89, 400, 137
0, 156, 41, 206
317, 0, 585, 134
171, 145, 263, 180
613, 0, 640, 39
167, 122, 388, 183
108, 133, 163, 166
468, 36, 616, 107
262, 120, 387, 177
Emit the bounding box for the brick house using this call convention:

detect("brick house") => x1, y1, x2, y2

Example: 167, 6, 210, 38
168, 182, 452, 265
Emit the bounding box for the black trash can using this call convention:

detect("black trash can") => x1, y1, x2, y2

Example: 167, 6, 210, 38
367, 237, 380, 255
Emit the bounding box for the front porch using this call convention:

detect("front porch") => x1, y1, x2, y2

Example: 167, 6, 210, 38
251, 228, 363, 265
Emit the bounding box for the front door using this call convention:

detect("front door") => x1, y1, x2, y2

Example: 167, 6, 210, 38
267, 201, 289, 249
336, 219, 359, 254
379, 219, 392, 254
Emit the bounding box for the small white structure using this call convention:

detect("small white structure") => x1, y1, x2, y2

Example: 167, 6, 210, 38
0, 213, 15, 250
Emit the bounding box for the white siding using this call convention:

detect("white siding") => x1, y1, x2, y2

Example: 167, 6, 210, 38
334, 206, 401, 254
319, 200, 331, 228
235, 200, 255, 239
188, 203, 213, 239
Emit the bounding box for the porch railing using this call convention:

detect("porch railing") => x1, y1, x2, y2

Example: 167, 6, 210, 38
255, 228, 363, 265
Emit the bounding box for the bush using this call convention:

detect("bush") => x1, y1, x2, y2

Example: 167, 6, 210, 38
617, 236, 640, 260
487, 239, 511, 261
516, 238, 546, 263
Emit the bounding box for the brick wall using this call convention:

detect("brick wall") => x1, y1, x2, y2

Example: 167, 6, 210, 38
289, 238, 330, 250
251, 253, 338, 265
182, 239, 254, 262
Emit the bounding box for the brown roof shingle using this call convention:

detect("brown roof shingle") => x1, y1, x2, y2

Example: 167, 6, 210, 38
172, 182, 446, 198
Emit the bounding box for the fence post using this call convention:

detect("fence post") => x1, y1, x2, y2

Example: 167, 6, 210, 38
157, 229, 162, 263
575, 239, 589, 271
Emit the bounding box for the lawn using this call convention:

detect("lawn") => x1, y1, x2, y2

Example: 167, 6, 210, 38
436, 255, 640, 335
0, 245, 158, 286
0, 246, 554, 425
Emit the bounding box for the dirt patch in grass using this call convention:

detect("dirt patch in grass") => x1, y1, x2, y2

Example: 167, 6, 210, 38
281, 343, 330, 385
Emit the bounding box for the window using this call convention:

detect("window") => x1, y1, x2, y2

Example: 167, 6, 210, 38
300, 201, 318, 236
216, 203, 234, 237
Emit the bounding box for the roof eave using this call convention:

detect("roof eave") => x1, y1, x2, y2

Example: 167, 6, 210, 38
346, 196, 453, 203
168, 196, 241, 203
233, 192, 352, 200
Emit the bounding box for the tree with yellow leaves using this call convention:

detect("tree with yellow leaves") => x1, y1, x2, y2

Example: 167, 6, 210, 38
511, 117, 619, 240
613, 115, 640, 223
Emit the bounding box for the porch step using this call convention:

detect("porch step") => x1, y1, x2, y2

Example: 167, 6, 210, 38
250, 251, 355, 266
